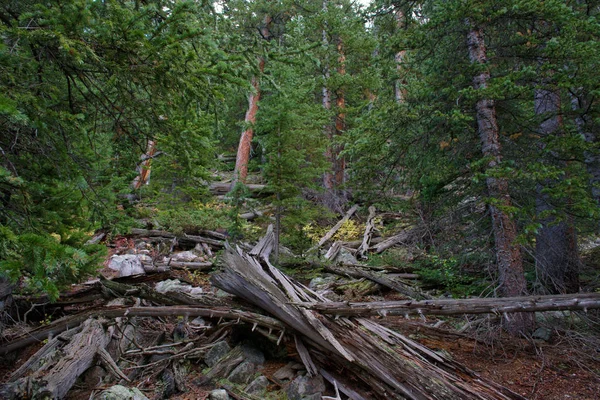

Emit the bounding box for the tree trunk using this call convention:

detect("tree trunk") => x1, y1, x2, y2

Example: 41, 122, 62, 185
233, 59, 264, 186
535, 87, 580, 293
466, 23, 533, 335
132, 139, 156, 189
232, 15, 271, 186
571, 92, 600, 205
394, 10, 407, 104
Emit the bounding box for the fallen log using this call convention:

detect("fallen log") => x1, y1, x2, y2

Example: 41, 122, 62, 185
357, 206, 376, 259
212, 245, 525, 400
130, 228, 225, 247
0, 306, 284, 355
296, 292, 600, 317
209, 182, 270, 196
1, 318, 112, 399
322, 263, 430, 300
372, 230, 412, 253
316, 204, 359, 248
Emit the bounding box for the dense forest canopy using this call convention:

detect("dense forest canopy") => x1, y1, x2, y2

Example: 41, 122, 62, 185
1, 0, 599, 330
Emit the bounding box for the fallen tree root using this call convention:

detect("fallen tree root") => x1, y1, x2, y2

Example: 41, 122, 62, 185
295, 292, 600, 317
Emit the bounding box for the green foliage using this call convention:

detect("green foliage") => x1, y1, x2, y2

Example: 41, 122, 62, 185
414, 254, 486, 298
0, 226, 105, 300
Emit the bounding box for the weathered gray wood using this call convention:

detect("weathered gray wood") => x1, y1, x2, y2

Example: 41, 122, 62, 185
317, 204, 359, 248
129, 228, 225, 247
372, 230, 411, 253
357, 206, 376, 259
297, 292, 600, 317
159, 260, 214, 270
0, 306, 284, 355
212, 246, 525, 400
2, 318, 111, 399
322, 264, 430, 300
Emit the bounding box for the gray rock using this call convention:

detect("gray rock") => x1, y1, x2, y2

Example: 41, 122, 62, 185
273, 362, 297, 381
170, 251, 199, 262
302, 394, 322, 400
205, 341, 231, 367
245, 375, 269, 395
286, 374, 326, 400
532, 327, 553, 342
95, 385, 149, 400
333, 247, 358, 265
190, 317, 207, 327
209, 389, 229, 400
108, 255, 145, 277
308, 276, 338, 291
241, 343, 265, 365
227, 360, 256, 384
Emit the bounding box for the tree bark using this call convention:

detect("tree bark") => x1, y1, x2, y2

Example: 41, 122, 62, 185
535, 87, 580, 293
233, 15, 272, 186
132, 139, 156, 189
466, 23, 533, 334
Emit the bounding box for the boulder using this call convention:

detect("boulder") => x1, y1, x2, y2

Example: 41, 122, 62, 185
209, 389, 229, 400
227, 360, 255, 384
245, 375, 269, 395
286, 374, 326, 400
154, 279, 203, 297
95, 385, 149, 400
205, 341, 231, 367
108, 255, 145, 277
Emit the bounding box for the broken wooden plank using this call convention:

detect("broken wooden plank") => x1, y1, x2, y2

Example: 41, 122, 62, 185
297, 292, 600, 317
357, 206, 376, 259
317, 204, 359, 248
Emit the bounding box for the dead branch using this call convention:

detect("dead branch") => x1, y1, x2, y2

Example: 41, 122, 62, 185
316, 204, 359, 248
357, 206, 377, 259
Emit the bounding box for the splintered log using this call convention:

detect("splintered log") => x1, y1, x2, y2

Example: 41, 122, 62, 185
357, 206, 377, 259
322, 263, 430, 300
1, 318, 112, 399
297, 293, 600, 317
212, 245, 524, 400
0, 306, 283, 356
317, 204, 359, 248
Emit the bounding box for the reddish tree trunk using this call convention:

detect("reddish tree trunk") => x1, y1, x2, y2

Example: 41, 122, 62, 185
466, 24, 533, 335
233, 16, 271, 186
233, 60, 264, 185
132, 139, 156, 189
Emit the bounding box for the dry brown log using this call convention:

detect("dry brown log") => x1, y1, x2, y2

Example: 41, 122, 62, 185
1, 318, 112, 399
296, 293, 600, 317
321, 263, 430, 300
0, 306, 284, 355
357, 206, 376, 259
316, 204, 359, 248
212, 245, 524, 400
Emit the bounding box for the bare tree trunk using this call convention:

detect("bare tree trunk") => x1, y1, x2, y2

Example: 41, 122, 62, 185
466, 23, 533, 335
233, 16, 271, 186
132, 139, 156, 189
394, 10, 407, 104
535, 87, 580, 293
